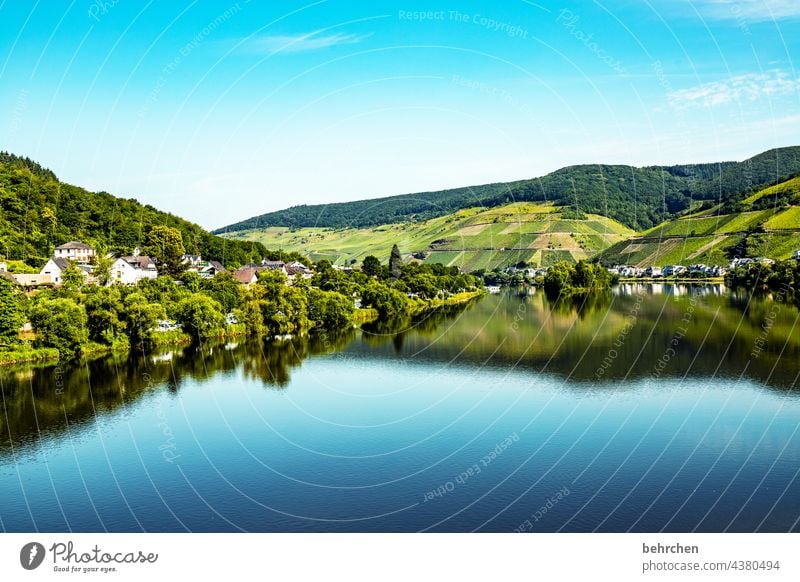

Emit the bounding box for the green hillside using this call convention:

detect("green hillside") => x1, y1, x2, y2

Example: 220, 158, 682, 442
0, 152, 266, 268
216, 146, 800, 233
600, 175, 800, 267
223, 202, 635, 271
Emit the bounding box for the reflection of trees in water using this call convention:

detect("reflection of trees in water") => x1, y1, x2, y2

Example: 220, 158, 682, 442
0, 323, 368, 453
1, 352, 169, 454
545, 290, 612, 318
239, 329, 355, 389
0, 338, 286, 452
360, 303, 478, 353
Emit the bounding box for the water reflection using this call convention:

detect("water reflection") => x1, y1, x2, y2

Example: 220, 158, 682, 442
2, 286, 799, 457
614, 282, 728, 297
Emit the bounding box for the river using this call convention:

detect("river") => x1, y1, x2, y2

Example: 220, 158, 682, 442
1, 284, 799, 532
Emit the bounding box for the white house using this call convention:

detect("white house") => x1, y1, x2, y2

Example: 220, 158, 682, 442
54, 241, 95, 264
110, 256, 158, 285
40, 257, 70, 284
181, 254, 202, 269
39, 257, 91, 286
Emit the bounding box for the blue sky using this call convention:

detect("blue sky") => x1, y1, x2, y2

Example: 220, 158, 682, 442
1, 0, 799, 229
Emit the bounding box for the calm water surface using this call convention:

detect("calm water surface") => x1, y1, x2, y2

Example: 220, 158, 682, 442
2, 285, 799, 532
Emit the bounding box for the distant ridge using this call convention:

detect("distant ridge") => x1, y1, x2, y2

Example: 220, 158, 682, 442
215, 146, 800, 233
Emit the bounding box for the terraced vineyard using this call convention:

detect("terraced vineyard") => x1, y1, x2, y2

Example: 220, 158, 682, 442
223, 202, 634, 270
600, 176, 800, 267
224, 173, 800, 271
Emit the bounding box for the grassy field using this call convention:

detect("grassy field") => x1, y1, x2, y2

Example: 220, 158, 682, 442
224, 202, 634, 269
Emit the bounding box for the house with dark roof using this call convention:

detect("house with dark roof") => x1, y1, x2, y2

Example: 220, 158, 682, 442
54, 241, 96, 264
285, 261, 313, 282
181, 254, 202, 269
40, 257, 77, 285
110, 256, 158, 285
200, 260, 227, 278
260, 259, 287, 274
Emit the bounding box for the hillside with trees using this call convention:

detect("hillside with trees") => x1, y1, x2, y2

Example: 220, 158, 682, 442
0, 152, 266, 269
216, 146, 800, 233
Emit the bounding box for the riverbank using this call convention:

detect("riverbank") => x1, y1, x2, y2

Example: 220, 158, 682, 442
420, 289, 485, 311
0, 325, 251, 367
0, 345, 61, 366
1, 292, 484, 367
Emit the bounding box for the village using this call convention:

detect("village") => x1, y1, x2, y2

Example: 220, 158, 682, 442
0, 240, 315, 288
498, 252, 800, 282
0, 237, 485, 364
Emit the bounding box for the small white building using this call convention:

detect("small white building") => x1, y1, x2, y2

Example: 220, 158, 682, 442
38, 257, 90, 286
40, 257, 70, 284
181, 254, 202, 269
54, 241, 95, 264
110, 256, 158, 285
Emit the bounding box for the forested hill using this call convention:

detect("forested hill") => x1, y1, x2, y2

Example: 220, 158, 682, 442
0, 152, 266, 268
216, 146, 800, 233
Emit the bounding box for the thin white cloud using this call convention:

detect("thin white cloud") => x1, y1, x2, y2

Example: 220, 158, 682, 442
688, 0, 800, 21
243, 30, 370, 54
668, 70, 800, 108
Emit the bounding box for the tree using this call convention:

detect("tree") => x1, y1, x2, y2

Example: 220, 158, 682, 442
571, 260, 594, 289
258, 285, 308, 336
30, 298, 88, 356
61, 262, 86, 293
0, 276, 25, 346
123, 292, 166, 345
200, 272, 243, 313
180, 271, 201, 293
361, 281, 409, 318
143, 225, 186, 277
93, 254, 114, 286
307, 288, 354, 330
389, 244, 403, 280
362, 255, 381, 278
175, 294, 225, 342
84, 286, 124, 345
405, 273, 438, 299
256, 269, 287, 301
233, 294, 265, 335
543, 262, 574, 298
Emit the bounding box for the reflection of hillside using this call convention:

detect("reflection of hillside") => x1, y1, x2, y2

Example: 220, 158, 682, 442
3, 290, 799, 457
347, 290, 800, 390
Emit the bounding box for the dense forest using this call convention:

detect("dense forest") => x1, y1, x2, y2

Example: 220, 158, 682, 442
216, 146, 800, 232
0, 152, 267, 268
